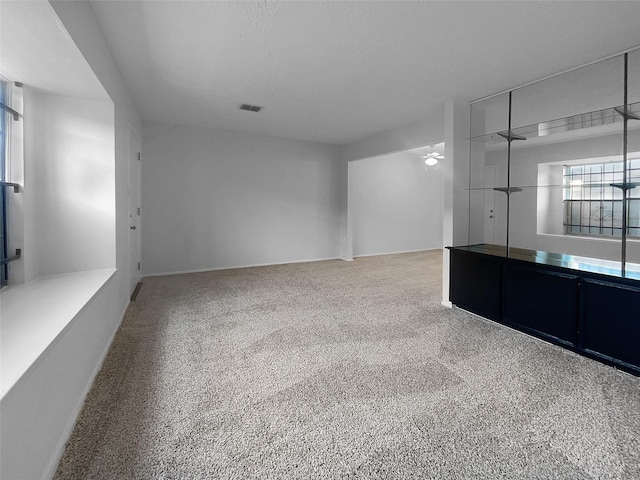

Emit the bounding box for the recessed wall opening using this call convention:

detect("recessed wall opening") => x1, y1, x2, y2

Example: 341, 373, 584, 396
351, 143, 444, 258
537, 153, 640, 238
1, 0, 116, 398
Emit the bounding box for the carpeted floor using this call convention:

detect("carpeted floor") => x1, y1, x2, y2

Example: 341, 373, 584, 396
54, 250, 640, 479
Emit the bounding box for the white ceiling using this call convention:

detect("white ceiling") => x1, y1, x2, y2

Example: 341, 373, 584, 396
88, 0, 640, 146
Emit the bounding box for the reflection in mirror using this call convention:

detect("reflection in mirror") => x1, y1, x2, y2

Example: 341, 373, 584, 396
625, 49, 640, 275
466, 51, 640, 273
476, 143, 508, 247
468, 93, 510, 247
511, 55, 624, 131
469, 92, 509, 140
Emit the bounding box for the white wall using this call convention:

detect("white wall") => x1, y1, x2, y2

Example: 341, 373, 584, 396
351, 151, 442, 256
24, 89, 115, 279
0, 2, 142, 479
142, 121, 343, 275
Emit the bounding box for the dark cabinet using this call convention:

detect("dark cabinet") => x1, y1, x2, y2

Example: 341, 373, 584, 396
503, 265, 578, 347
450, 249, 501, 321
448, 245, 640, 376
581, 279, 640, 371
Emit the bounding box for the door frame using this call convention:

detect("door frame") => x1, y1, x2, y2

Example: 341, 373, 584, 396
128, 128, 141, 297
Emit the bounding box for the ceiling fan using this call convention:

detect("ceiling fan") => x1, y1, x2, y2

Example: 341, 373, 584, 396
423, 147, 444, 166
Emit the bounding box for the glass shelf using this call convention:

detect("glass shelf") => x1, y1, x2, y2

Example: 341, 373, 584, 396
615, 106, 640, 121
493, 187, 522, 194
496, 131, 526, 142
466, 183, 640, 192
469, 101, 640, 144
611, 182, 640, 191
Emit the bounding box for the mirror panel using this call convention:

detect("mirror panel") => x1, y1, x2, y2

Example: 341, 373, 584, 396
508, 54, 625, 268
511, 56, 624, 131
626, 48, 640, 277
465, 50, 640, 279
468, 93, 510, 248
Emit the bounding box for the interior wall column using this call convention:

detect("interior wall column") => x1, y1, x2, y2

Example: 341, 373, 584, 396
442, 98, 470, 307
339, 157, 353, 261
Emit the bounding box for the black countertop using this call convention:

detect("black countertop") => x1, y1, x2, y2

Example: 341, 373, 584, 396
447, 243, 640, 282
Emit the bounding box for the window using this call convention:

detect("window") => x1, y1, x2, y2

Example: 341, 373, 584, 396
563, 159, 640, 238
1, 79, 8, 285
0, 79, 22, 286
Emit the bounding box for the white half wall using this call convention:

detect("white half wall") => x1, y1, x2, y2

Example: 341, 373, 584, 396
1, 274, 120, 480
351, 150, 443, 257
141, 121, 343, 275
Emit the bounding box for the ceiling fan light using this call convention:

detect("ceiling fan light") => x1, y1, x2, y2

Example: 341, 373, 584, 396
425, 157, 438, 166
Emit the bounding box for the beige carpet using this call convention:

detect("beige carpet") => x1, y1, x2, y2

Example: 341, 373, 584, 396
54, 250, 640, 479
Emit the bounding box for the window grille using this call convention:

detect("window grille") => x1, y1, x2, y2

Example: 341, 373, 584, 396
563, 160, 640, 238
0, 79, 22, 286
1, 80, 9, 284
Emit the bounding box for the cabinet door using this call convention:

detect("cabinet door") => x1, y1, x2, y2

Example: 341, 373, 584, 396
582, 279, 640, 371
503, 265, 578, 347
450, 250, 501, 321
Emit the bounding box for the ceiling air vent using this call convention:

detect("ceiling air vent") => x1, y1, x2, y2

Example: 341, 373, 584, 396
239, 103, 264, 113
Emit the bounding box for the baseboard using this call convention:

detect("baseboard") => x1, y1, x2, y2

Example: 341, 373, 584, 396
441, 300, 453, 308
41, 301, 129, 480
354, 248, 441, 258
142, 250, 442, 277
143, 256, 342, 278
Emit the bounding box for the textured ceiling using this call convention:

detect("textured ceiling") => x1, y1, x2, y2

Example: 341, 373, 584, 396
89, 0, 640, 145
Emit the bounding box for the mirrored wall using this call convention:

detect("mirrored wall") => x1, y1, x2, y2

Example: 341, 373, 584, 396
466, 49, 640, 279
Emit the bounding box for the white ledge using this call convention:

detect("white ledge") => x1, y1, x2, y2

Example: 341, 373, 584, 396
0, 268, 116, 398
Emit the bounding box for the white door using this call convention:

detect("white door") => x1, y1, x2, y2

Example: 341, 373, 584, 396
128, 129, 141, 296
484, 165, 497, 244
